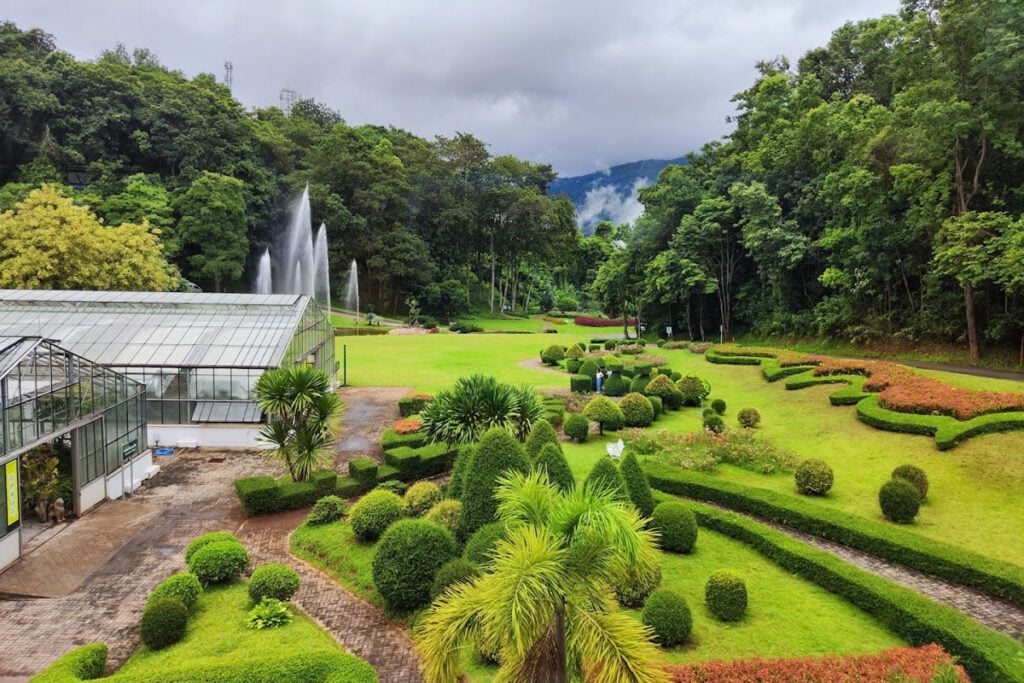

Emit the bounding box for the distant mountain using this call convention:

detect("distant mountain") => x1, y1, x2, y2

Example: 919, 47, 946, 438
549, 157, 686, 233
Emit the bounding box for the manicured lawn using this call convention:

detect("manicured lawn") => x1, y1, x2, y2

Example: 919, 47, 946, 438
292, 520, 381, 608
459, 314, 545, 332
336, 333, 1024, 567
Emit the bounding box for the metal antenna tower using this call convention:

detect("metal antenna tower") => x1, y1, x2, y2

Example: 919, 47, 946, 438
224, 60, 234, 91
280, 87, 301, 114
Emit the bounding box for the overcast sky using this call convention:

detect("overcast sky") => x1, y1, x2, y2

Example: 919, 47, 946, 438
6, 0, 897, 176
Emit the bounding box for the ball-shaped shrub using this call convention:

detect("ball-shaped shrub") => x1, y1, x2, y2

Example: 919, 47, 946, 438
583, 395, 625, 434
566, 344, 585, 360
630, 374, 652, 394
892, 464, 929, 500
643, 589, 692, 646
563, 412, 589, 442
524, 419, 560, 460
578, 359, 599, 379
305, 495, 346, 526
541, 344, 565, 365
879, 478, 920, 524
620, 392, 655, 428
425, 499, 462, 535
248, 563, 301, 603
645, 374, 681, 410
404, 481, 443, 517
676, 375, 711, 407
463, 522, 507, 565
705, 570, 747, 622
702, 413, 725, 434
795, 459, 834, 496
184, 531, 241, 565
647, 395, 662, 418
602, 373, 628, 397
737, 407, 761, 428
651, 501, 698, 553
431, 558, 480, 598
534, 443, 575, 492
711, 398, 726, 415
187, 540, 250, 586
148, 572, 202, 612
372, 519, 457, 610
140, 597, 188, 651
565, 358, 583, 374
615, 563, 662, 608
350, 489, 405, 542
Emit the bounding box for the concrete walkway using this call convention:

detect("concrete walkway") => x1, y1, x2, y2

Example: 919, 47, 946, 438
335, 386, 411, 468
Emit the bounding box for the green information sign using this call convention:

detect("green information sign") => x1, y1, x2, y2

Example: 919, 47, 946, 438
122, 439, 138, 461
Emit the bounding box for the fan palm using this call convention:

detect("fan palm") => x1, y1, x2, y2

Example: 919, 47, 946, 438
418, 471, 668, 683
255, 365, 341, 481
421, 374, 543, 445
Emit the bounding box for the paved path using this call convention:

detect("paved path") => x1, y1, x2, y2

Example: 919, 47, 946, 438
239, 511, 423, 683
517, 357, 565, 375
335, 386, 411, 468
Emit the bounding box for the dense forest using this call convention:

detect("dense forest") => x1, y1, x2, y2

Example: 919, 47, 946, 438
2, 0, 1023, 360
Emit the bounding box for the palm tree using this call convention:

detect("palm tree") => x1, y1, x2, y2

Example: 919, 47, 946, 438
418, 471, 668, 683
421, 374, 543, 446
255, 364, 342, 482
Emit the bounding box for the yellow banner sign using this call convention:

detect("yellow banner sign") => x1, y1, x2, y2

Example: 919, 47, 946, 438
5, 460, 18, 527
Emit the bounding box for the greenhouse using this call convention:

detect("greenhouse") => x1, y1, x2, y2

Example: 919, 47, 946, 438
0, 336, 151, 572
0, 291, 335, 448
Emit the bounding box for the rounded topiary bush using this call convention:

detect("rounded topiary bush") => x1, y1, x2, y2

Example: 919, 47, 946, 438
565, 359, 583, 374
463, 522, 507, 565
645, 374, 682, 410
541, 344, 565, 365
148, 572, 201, 612
643, 589, 692, 646
879, 478, 920, 524
705, 570, 747, 622
350, 489, 405, 542
372, 519, 457, 610
563, 413, 589, 443
711, 398, 726, 415
892, 464, 929, 500
737, 407, 761, 428
702, 413, 725, 434
630, 374, 651, 394
583, 395, 625, 434
615, 563, 662, 608
534, 442, 575, 492
620, 392, 655, 428
140, 597, 188, 651
306, 495, 346, 526
431, 558, 480, 598
404, 481, 443, 517
248, 563, 300, 603
187, 540, 250, 586
795, 459, 834, 496
184, 531, 241, 565
647, 395, 662, 418
676, 375, 710, 407
652, 501, 698, 553
524, 419, 560, 460
602, 373, 628, 397
578, 359, 599, 379
425, 499, 462, 535
566, 344, 585, 360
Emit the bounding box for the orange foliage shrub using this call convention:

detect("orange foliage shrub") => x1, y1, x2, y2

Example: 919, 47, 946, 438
394, 418, 422, 434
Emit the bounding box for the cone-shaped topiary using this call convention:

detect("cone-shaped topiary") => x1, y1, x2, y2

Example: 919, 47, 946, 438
892, 464, 928, 500
524, 419, 560, 461
645, 374, 682, 410
584, 456, 628, 500
458, 428, 530, 539
620, 392, 654, 427
462, 522, 508, 565
879, 478, 920, 524
583, 395, 624, 435
372, 519, 457, 610
533, 443, 575, 491
602, 373, 628, 397
619, 451, 655, 517
563, 413, 589, 442
447, 445, 475, 499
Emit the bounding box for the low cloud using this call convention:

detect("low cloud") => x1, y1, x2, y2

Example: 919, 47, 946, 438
577, 177, 650, 229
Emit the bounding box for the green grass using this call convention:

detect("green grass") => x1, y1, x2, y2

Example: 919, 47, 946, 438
458, 314, 545, 332
114, 582, 341, 675
291, 520, 381, 607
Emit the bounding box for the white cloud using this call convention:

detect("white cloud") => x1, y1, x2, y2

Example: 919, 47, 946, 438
577, 177, 651, 229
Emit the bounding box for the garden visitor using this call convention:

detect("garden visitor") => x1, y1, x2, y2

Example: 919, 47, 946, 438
595, 369, 604, 393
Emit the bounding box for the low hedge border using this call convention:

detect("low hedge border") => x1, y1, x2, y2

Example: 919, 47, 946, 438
381, 429, 427, 451
705, 348, 761, 365
642, 463, 1024, 607
234, 471, 353, 517
383, 442, 455, 480
761, 359, 815, 382
679, 497, 1024, 683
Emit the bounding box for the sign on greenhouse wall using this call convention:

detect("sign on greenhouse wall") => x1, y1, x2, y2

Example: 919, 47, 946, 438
5, 460, 19, 528
122, 440, 138, 462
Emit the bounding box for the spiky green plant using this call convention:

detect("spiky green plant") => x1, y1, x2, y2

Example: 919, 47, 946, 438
255, 365, 341, 482
418, 470, 666, 683
421, 374, 543, 445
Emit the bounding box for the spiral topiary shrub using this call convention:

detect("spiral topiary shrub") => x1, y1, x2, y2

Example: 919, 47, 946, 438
563, 412, 589, 442
645, 374, 682, 410
711, 398, 726, 415
404, 481, 443, 517
619, 451, 655, 517
652, 501, 698, 553
584, 456, 628, 499
463, 522, 508, 565
140, 597, 188, 651
583, 395, 625, 434
350, 489, 405, 542
892, 464, 929, 500
248, 563, 300, 603
737, 407, 761, 428
702, 413, 725, 434
148, 572, 201, 612
676, 375, 711, 407
620, 392, 655, 428
643, 589, 692, 646
795, 459, 834, 496
541, 344, 565, 365
187, 540, 250, 586
879, 478, 920, 524
524, 419, 560, 460
602, 372, 628, 397
425, 499, 462, 535
647, 395, 662, 418
184, 531, 242, 565
457, 427, 530, 539
615, 563, 662, 608
534, 442, 575, 491
306, 495, 346, 526
431, 558, 480, 598
705, 570, 748, 622
373, 519, 457, 610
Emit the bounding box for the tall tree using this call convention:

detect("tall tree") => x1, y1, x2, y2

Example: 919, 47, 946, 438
175, 171, 247, 291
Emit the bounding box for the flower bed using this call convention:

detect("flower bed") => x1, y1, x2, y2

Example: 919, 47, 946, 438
393, 418, 421, 435
665, 644, 965, 683
573, 316, 637, 327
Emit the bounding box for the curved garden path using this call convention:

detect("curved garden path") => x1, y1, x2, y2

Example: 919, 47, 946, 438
517, 357, 566, 375
335, 386, 413, 468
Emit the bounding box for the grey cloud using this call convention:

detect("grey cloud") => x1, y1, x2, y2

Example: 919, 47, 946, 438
5, 0, 897, 176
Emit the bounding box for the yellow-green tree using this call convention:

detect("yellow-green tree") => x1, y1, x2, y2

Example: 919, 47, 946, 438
0, 184, 176, 291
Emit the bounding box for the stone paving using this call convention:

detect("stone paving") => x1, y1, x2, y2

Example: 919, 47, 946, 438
335, 386, 411, 469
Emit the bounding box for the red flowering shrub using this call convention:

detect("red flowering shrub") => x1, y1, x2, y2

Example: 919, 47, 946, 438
394, 418, 422, 434
574, 316, 638, 327
665, 644, 966, 683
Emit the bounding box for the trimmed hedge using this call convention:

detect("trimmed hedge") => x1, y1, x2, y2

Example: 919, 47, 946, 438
642, 462, 1024, 606
398, 394, 430, 417
31, 643, 107, 683
381, 428, 427, 451
629, 374, 651, 394
570, 374, 593, 393
349, 459, 378, 487
680, 497, 1024, 683
384, 442, 454, 480
233, 471, 357, 518
187, 541, 249, 586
